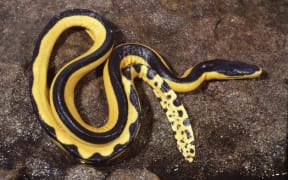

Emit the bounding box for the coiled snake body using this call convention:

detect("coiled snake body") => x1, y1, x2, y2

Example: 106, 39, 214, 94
31, 9, 262, 163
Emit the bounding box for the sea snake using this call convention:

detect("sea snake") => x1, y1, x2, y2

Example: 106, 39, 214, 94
30, 9, 262, 163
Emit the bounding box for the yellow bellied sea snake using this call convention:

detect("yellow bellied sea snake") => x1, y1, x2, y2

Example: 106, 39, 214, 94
30, 9, 263, 163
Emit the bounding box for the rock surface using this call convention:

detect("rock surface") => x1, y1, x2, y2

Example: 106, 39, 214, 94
0, 0, 287, 179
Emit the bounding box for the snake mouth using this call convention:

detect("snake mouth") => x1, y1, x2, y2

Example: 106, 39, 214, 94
199, 59, 261, 76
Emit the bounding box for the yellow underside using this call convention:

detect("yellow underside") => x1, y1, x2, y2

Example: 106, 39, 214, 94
32, 15, 135, 158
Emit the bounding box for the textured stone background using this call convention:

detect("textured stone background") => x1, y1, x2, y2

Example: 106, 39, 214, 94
1, 0, 287, 179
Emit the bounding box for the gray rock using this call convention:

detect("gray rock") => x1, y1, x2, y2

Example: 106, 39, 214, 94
0, 0, 287, 179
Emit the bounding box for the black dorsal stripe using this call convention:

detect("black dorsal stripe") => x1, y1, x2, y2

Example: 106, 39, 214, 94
51, 10, 127, 144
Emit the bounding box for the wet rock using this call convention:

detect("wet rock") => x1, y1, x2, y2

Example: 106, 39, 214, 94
0, 63, 43, 168
65, 165, 105, 180
107, 168, 159, 180
25, 155, 65, 179
0, 169, 20, 180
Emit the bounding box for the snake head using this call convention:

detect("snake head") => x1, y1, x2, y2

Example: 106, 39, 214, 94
198, 59, 262, 79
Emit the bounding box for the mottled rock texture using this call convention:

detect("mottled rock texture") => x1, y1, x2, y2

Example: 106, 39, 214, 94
0, 0, 287, 179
